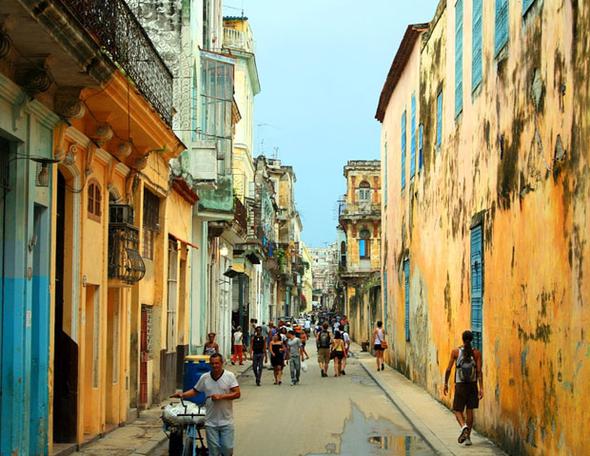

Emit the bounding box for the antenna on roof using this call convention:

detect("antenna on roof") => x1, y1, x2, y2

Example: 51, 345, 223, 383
273, 147, 279, 159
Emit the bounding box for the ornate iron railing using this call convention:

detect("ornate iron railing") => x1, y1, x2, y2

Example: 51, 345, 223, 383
62, 0, 173, 125
109, 205, 146, 284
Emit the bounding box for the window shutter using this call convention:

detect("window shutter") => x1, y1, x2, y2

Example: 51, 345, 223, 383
470, 224, 484, 351
523, 0, 535, 15
401, 111, 407, 190
418, 123, 424, 171
404, 259, 410, 341
436, 91, 443, 147
472, 0, 483, 91
410, 94, 416, 178
495, 0, 509, 55
455, 0, 464, 117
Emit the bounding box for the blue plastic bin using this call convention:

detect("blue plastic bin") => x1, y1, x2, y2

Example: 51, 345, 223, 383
183, 355, 211, 405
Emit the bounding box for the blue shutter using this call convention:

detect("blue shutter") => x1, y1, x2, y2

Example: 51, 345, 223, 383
495, 0, 509, 55
472, 0, 483, 91
470, 225, 484, 351
436, 91, 443, 148
455, 0, 463, 117
404, 259, 410, 341
401, 111, 406, 190
410, 94, 416, 178
523, 0, 535, 15
359, 239, 366, 259
418, 124, 424, 171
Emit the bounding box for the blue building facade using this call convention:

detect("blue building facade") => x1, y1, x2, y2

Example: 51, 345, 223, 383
0, 72, 59, 455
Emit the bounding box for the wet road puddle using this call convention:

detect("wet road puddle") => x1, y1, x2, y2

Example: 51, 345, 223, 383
307, 403, 435, 456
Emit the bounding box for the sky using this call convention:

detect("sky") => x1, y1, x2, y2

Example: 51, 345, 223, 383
224, 0, 438, 248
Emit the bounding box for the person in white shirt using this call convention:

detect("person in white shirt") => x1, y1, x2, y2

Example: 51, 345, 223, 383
173, 354, 241, 456
231, 327, 243, 365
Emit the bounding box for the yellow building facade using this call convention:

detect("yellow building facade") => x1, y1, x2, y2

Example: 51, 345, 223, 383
377, 1, 589, 455
49, 69, 189, 449
338, 160, 381, 344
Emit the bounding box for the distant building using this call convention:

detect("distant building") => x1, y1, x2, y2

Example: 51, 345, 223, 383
310, 244, 339, 311
337, 160, 382, 343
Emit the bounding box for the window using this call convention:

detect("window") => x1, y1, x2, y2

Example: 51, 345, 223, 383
472, 0, 483, 92
359, 229, 371, 260
436, 90, 443, 148
470, 224, 484, 351
87, 180, 102, 221
495, 0, 509, 56
523, 0, 535, 16
358, 181, 371, 202
455, 0, 464, 117
143, 189, 160, 260
418, 124, 424, 171
410, 94, 416, 178
401, 110, 407, 190
404, 259, 410, 341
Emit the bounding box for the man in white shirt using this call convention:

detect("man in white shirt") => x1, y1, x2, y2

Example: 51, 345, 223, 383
173, 354, 241, 456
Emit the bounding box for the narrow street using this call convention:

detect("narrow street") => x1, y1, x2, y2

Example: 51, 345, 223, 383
233, 347, 432, 455
153, 345, 434, 456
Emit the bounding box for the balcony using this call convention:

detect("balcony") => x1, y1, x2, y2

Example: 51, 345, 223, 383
108, 205, 145, 285
338, 200, 381, 221
223, 28, 254, 53
63, 0, 174, 125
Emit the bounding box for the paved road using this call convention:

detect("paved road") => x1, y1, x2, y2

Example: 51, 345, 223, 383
232, 346, 434, 456
154, 345, 435, 455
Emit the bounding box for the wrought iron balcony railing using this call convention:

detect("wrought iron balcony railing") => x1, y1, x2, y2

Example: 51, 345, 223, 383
108, 205, 146, 284
62, 0, 173, 125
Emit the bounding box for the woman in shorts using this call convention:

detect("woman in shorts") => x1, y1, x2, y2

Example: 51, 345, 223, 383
372, 321, 386, 371
331, 331, 346, 377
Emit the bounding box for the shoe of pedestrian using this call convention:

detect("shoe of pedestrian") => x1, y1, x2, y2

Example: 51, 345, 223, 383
341, 370, 346, 375
256, 381, 260, 386
465, 437, 472, 446
458, 425, 469, 444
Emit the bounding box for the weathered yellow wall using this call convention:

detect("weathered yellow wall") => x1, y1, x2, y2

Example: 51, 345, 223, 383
380, 1, 589, 455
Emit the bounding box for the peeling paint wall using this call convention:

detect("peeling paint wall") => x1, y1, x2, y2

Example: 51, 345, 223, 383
380, 1, 589, 454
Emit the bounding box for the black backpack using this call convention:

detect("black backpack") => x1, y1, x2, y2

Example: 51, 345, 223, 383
318, 331, 331, 348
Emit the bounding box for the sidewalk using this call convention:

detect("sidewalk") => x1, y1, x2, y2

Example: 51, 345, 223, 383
71, 360, 252, 456
351, 342, 507, 456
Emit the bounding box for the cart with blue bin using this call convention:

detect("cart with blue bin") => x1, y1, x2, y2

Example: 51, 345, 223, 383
162, 355, 212, 455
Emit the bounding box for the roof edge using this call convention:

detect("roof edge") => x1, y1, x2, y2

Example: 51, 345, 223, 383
375, 23, 430, 123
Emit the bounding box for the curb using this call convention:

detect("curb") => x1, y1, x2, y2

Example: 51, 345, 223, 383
356, 355, 454, 456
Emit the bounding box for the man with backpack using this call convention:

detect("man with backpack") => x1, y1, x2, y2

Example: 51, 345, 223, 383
443, 330, 483, 446
316, 322, 332, 378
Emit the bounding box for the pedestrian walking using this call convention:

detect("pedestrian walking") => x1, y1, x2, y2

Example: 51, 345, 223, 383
250, 326, 267, 386
269, 333, 285, 385
285, 330, 304, 385
341, 329, 351, 374
372, 321, 387, 371
443, 330, 483, 446
203, 332, 219, 356
300, 330, 310, 360
316, 322, 332, 377
231, 327, 243, 365
172, 353, 241, 456
331, 331, 346, 377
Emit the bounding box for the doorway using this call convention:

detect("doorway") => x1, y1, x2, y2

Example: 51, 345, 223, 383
106, 288, 121, 428
53, 171, 78, 444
